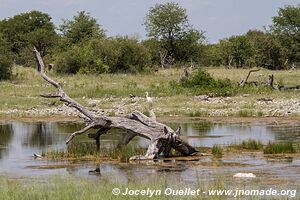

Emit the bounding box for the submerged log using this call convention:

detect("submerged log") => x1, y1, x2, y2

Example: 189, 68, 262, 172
33, 48, 198, 160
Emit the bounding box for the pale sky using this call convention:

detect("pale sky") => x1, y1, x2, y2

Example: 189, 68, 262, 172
0, 0, 299, 43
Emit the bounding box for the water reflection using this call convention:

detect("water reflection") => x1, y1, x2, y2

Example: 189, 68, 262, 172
0, 124, 13, 159
0, 119, 300, 180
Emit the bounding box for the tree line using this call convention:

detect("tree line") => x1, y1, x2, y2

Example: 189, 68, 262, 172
0, 2, 299, 80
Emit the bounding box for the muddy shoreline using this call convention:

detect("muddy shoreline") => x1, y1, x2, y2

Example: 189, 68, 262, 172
0, 114, 299, 124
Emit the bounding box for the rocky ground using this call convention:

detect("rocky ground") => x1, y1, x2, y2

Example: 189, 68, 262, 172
1, 94, 299, 118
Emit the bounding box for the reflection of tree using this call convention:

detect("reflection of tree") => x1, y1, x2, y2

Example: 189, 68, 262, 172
28, 123, 52, 147
165, 120, 213, 136
28, 122, 85, 147
0, 124, 13, 159
267, 125, 300, 143
54, 122, 84, 134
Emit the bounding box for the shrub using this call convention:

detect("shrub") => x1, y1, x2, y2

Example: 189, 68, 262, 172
0, 36, 12, 80
55, 43, 109, 74
0, 55, 12, 80
112, 36, 152, 73
54, 37, 152, 74
181, 69, 235, 96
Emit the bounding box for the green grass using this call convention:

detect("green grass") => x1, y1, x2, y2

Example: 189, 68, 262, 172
241, 139, 263, 150
188, 110, 209, 117
263, 142, 296, 154
45, 141, 146, 162
0, 175, 235, 200
2, 174, 282, 200
1, 66, 300, 117
235, 109, 255, 117
0, 176, 165, 200
212, 145, 223, 158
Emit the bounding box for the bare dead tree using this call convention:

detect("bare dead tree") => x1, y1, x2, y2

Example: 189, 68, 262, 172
159, 49, 174, 69
267, 74, 274, 89
239, 69, 260, 87
266, 74, 300, 91
33, 48, 198, 160
178, 66, 189, 83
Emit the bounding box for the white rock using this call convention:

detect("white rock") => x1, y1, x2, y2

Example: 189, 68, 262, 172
233, 173, 256, 178
33, 153, 43, 159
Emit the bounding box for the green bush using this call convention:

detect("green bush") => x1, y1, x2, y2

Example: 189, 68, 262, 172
54, 43, 109, 74
54, 37, 152, 74
0, 36, 12, 80
0, 58, 12, 80
55, 45, 84, 74
181, 69, 235, 96
112, 36, 152, 73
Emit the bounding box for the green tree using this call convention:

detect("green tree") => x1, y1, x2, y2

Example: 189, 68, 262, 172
0, 34, 13, 80
271, 5, 300, 65
174, 29, 205, 63
54, 36, 152, 74
111, 36, 152, 73
246, 30, 283, 69
144, 2, 204, 63
59, 11, 105, 44
0, 10, 57, 60
219, 35, 253, 68
201, 44, 222, 67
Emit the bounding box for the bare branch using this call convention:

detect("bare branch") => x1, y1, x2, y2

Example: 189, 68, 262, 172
40, 93, 61, 98
66, 123, 96, 144
33, 47, 97, 121
239, 69, 260, 87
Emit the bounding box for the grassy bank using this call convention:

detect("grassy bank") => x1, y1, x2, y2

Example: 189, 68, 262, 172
0, 66, 299, 117
0, 175, 277, 200
45, 141, 146, 162
1, 172, 298, 200
44, 140, 300, 163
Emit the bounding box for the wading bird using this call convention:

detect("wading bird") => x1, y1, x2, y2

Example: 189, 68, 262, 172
145, 91, 153, 106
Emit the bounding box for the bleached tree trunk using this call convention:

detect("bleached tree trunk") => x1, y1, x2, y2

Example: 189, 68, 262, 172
33, 48, 198, 160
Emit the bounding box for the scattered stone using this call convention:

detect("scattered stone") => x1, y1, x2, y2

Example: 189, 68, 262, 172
233, 173, 256, 178
87, 99, 101, 107
48, 101, 56, 106
195, 95, 210, 101
257, 97, 273, 102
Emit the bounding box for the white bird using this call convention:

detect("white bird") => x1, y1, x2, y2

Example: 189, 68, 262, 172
145, 91, 153, 105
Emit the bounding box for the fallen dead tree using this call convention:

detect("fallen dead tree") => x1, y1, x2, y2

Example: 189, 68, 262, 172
267, 74, 300, 91
239, 69, 260, 87
240, 69, 300, 91
33, 48, 198, 160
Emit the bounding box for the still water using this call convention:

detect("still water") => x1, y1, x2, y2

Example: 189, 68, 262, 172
0, 119, 300, 188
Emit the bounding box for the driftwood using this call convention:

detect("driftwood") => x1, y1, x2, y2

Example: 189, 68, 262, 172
33, 48, 198, 160
239, 69, 260, 87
